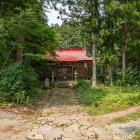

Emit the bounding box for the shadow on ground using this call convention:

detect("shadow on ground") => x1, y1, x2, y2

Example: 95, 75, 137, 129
34, 88, 80, 109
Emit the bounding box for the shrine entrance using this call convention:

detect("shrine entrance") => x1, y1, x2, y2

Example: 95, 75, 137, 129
58, 65, 73, 80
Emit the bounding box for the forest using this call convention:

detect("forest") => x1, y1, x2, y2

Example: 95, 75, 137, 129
1, 0, 140, 139
0, 0, 140, 110
51, 0, 140, 87
0, 0, 61, 105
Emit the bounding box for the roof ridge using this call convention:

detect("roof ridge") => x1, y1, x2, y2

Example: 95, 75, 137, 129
63, 48, 85, 50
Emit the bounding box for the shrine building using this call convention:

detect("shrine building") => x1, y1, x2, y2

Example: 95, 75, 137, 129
43, 48, 93, 81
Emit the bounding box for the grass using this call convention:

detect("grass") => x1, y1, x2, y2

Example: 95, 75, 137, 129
94, 133, 98, 138
8, 117, 14, 120
132, 129, 140, 140
75, 79, 140, 115
32, 120, 38, 124
112, 109, 140, 123
47, 111, 55, 116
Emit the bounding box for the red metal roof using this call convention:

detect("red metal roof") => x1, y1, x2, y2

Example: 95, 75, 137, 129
45, 48, 93, 62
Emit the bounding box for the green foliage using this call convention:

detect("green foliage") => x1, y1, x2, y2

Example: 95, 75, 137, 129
75, 80, 140, 115
132, 129, 140, 140
0, 0, 60, 106
0, 0, 60, 72
97, 74, 105, 83
112, 110, 140, 123
49, 82, 55, 89
115, 63, 139, 86
51, 0, 140, 87
53, 19, 91, 56
75, 79, 91, 89
0, 62, 38, 104
75, 79, 106, 105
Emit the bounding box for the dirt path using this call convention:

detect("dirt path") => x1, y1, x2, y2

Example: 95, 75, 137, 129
1, 88, 140, 140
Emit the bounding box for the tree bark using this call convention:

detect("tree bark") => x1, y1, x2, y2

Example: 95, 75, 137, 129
122, 43, 125, 80
17, 33, 24, 62
109, 14, 113, 85
125, 43, 128, 68
100, 64, 103, 75
91, 31, 97, 87
112, 62, 115, 71
122, 23, 127, 80
109, 64, 112, 85
100, 41, 103, 75
17, 50, 23, 62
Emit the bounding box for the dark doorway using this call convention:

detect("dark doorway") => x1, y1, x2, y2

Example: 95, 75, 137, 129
58, 66, 72, 80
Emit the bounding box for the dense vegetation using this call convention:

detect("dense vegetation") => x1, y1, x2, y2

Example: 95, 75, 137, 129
0, 0, 60, 105
53, 19, 92, 56
0, 62, 39, 104
0, 0, 140, 110
75, 79, 140, 115
1, 0, 140, 138
51, 0, 140, 87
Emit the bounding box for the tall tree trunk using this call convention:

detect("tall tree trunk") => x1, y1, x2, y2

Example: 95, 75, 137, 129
125, 44, 128, 67
122, 43, 125, 80
109, 64, 112, 85
112, 62, 115, 71
17, 33, 24, 62
122, 23, 127, 80
100, 45, 103, 75
91, 31, 97, 87
100, 63, 103, 75
17, 50, 23, 62
109, 14, 113, 85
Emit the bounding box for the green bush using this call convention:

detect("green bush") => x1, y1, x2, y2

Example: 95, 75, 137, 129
75, 79, 106, 105
0, 62, 39, 104
75, 79, 140, 115
49, 82, 55, 89
115, 63, 139, 86
75, 78, 91, 89
97, 74, 105, 83
132, 129, 140, 140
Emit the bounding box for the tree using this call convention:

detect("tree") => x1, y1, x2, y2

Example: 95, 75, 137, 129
0, 0, 59, 71
48, 0, 140, 85
50, 0, 103, 87
53, 19, 91, 56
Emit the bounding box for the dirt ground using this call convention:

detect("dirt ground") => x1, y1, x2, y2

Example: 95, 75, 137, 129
0, 88, 140, 140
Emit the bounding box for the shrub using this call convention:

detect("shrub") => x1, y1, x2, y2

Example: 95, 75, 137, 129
75, 78, 91, 89
49, 82, 55, 89
0, 62, 39, 104
75, 79, 106, 105
75, 79, 140, 115
115, 63, 139, 86
97, 74, 105, 83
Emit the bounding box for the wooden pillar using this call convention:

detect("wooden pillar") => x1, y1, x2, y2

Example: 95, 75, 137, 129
56, 65, 58, 80
43, 70, 46, 78
84, 62, 88, 78
72, 63, 74, 81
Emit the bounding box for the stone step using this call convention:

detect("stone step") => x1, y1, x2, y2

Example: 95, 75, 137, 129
56, 82, 70, 88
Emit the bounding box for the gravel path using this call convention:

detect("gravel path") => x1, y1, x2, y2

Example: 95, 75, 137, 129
0, 88, 140, 140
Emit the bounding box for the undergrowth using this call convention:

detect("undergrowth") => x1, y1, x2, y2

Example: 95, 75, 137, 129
132, 129, 140, 140
0, 62, 39, 106
75, 79, 140, 115
112, 110, 140, 123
